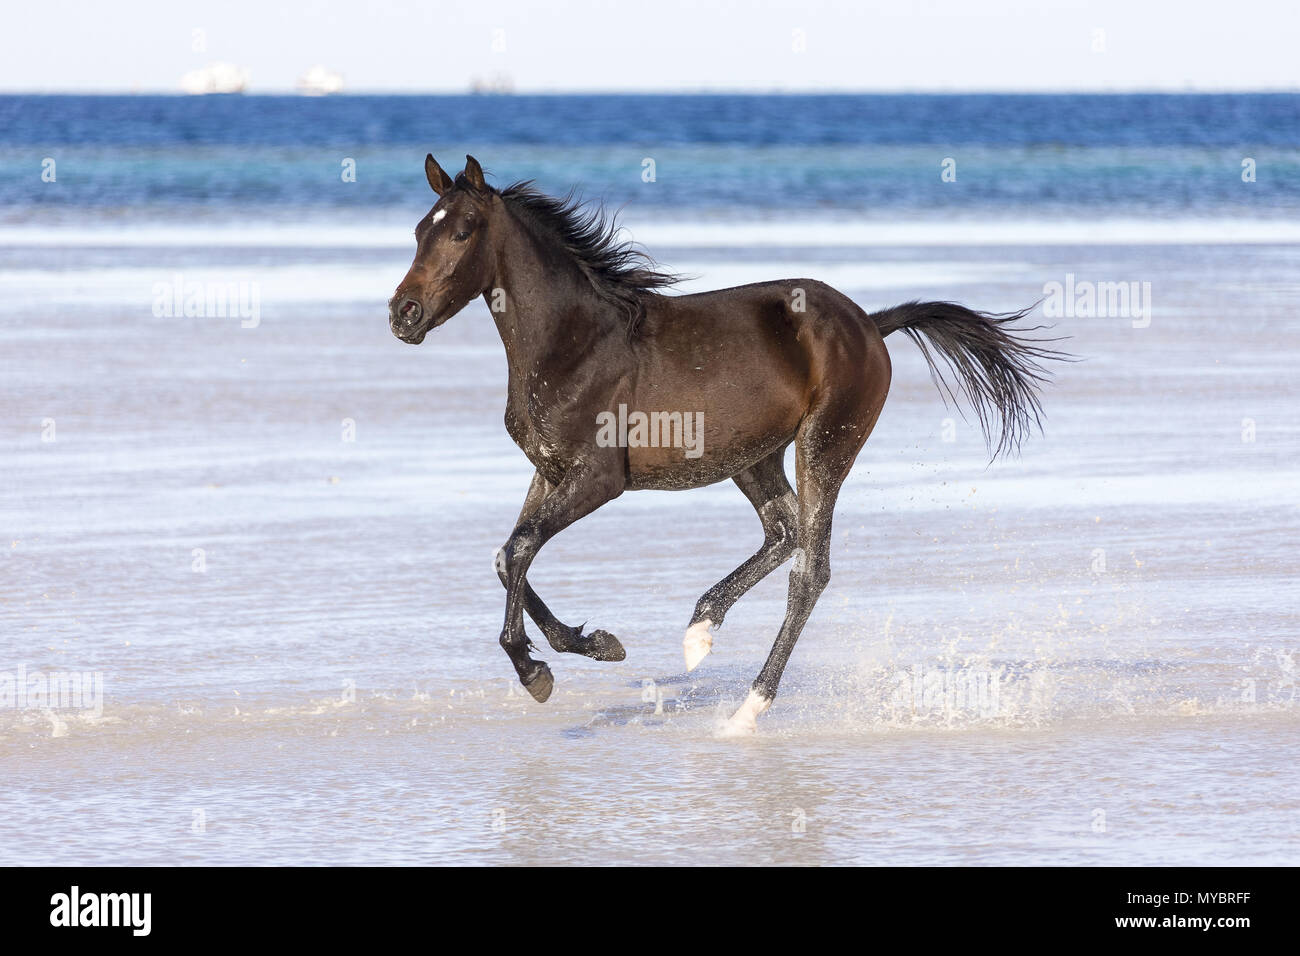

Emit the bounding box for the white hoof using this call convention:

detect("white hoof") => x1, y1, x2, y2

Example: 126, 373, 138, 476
683, 619, 714, 671
717, 689, 771, 738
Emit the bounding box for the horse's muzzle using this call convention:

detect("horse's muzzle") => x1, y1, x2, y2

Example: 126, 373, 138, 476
388, 295, 429, 343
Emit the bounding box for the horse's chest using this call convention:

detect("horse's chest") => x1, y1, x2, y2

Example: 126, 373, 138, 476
504, 389, 568, 475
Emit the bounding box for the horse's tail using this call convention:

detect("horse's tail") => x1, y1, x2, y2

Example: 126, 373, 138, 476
869, 300, 1068, 458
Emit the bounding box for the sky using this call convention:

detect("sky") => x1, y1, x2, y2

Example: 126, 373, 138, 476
3, 0, 1297, 93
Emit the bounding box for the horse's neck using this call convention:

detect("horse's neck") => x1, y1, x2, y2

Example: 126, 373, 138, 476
486, 211, 616, 380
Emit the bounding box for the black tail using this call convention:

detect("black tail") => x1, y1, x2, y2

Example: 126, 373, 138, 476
871, 300, 1069, 458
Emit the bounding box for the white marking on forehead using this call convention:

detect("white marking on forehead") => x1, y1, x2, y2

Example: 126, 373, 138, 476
431, 209, 448, 224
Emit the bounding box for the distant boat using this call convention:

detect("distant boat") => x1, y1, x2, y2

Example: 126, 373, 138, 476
180, 63, 249, 95
296, 65, 345, 96
468, 72, 515, 95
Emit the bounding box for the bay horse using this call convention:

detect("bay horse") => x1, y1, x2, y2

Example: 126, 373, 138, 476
389, 154, 1062, 735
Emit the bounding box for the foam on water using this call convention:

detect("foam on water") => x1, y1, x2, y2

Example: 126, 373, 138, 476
5, 216, 1300, 250
5, 639, 1293, 745
0, 258, 1028, 313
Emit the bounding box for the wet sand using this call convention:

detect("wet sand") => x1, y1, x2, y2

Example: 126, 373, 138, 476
2, 222, 1298, 864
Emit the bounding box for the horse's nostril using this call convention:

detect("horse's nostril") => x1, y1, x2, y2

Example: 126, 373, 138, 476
400, 299, 421, 321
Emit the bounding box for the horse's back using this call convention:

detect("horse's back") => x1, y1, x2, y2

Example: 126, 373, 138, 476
620, 280, 890, 489
642, 278, 890, 402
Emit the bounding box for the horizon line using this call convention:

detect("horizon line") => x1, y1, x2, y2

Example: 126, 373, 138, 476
3, 87, 1299, 97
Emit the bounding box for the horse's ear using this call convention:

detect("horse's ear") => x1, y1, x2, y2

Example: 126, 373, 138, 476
425, 153, 453, 195
464, 154, 487, 192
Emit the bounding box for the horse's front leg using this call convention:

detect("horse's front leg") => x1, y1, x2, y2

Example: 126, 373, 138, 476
499, 455, 625, 701
501, 470, 625, 662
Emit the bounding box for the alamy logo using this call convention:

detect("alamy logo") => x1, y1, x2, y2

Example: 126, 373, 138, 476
595, 404, 704, 459
0, 664, 103, 716
152, 273, 261, 328
50, 886, 151, 936
891, 665, 1003, 718
1042, 273, 1152, 328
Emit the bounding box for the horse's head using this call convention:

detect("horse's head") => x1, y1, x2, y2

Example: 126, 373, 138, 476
388, 153, 499, 344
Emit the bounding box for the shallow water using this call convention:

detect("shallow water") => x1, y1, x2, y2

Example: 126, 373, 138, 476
2, 213, 1298, 864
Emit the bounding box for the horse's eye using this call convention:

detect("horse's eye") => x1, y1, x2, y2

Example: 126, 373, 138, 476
452, 231, 471, 242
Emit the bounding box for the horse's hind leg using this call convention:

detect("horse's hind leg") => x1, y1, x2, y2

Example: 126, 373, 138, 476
721, 388, 884, 736
501, 470, 625, 663
683, 448, 797, 670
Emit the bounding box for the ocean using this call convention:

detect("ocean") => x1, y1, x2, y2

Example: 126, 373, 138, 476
1, 93, 1298, 865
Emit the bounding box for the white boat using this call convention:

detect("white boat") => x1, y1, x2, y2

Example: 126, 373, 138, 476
296, 65, 345, 96
468, 72, 515, 95
180, 62, 249, 95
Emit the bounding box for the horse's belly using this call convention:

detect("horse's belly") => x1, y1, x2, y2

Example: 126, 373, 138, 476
622, 415, 797, 490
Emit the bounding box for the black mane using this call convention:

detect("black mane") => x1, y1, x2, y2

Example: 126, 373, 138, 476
497, 181, 678, 334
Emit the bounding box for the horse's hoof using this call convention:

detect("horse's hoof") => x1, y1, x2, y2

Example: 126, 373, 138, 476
717, 689, 770, 738
683, 619, 714, 671
520, 662, 554, 703
585, 629, 626, 662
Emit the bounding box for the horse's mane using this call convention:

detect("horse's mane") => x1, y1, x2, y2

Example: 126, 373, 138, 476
496, 180, 679, 335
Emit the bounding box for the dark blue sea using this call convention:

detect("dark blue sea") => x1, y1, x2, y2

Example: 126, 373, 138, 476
1, 93, 1297, 224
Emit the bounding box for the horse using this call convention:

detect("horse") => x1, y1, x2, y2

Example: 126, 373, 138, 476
388, 153, 1064, 736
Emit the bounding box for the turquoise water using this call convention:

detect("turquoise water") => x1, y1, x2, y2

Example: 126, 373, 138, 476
2, 93, 1297, 223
